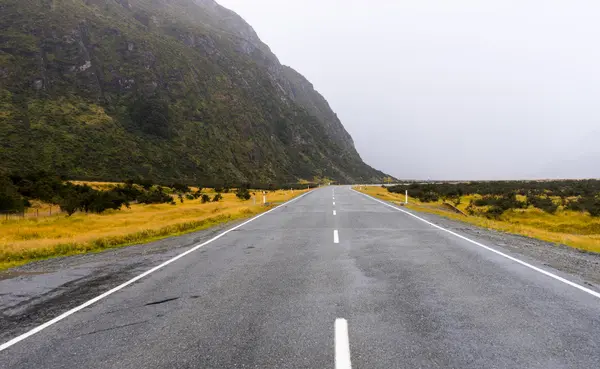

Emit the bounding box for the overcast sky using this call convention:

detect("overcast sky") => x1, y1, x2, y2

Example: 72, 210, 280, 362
218, 0, 600, 180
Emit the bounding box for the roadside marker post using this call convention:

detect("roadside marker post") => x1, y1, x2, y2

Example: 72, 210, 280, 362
405, 190, 408, 205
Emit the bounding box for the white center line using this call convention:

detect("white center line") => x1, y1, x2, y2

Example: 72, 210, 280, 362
333, 201, 336, 206
333, 210, 337, 216
335, 318, 352, 369
334, 230, 339, 244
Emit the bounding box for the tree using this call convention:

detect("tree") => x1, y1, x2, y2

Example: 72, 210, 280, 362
236, 188, 251, 200
129, 96, 172, 138
58, 190, 81, 216
0, 177, 26, 213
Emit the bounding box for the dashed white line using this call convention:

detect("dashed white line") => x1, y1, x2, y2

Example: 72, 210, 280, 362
352, 189, 600, 300
333, 202, 336, 206
334, 230, 339, 244
333, 210, 337, 216
335, 318, 352, 369
0, 192, 311, 353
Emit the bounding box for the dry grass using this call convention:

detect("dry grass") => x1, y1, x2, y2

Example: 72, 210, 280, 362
355, 186, 600, 253
0, 189, 306, 270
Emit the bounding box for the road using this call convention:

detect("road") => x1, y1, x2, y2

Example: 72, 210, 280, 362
1, 186, 600, 368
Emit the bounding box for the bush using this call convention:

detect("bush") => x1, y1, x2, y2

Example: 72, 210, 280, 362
236, 188, 251, 200
0, 176, 26, 213
137, 189, 173, 204
568, 196, 600, 217
212, 193, 223, 202
486, 206, 505, 219
418, 192, 439, 202
171, 183, 191, 193
528, 196, 558, 214
201, 194, 211, 203
57, 190, 81, 216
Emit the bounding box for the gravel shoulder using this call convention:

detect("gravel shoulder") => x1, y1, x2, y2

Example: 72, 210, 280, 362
0, 220, 242, 342
2, 196, 600, 344
399, 206, 600, 287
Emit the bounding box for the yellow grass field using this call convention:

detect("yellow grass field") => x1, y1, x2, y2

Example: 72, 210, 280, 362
0, 189, 307, 270
355, 186, 600, 253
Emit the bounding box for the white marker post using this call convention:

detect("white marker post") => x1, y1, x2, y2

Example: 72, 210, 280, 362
405, 190, 408, 205
263, 191, 266, 205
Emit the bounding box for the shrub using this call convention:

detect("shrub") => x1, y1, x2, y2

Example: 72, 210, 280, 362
486, 206, 505, 219
212, 193, 223, 202
57, 190, 81, 216
171, 183, 191, 193
201, 194, 211, 203
0, 176, 26, 213
418, 192, 439, 202
568, 196, 600, 217
528, 196, 558, 214
236, 188, 251, 200
137, 189, 173, 204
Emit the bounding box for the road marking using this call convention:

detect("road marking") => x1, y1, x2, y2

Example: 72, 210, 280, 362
333, 202, 336, 206
333, 210, 337, 216
335, 318, 352, 369
352, 189, 600, 300
334, 230, 339, 244
0, 192, 311, 353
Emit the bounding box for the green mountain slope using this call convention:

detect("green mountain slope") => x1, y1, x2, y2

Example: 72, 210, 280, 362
0, 0, 387, 184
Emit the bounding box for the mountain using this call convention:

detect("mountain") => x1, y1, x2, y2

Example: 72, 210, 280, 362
0, 0, 387, 184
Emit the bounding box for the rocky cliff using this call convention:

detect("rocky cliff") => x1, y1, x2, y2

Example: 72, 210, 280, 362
0, 0, 387, 184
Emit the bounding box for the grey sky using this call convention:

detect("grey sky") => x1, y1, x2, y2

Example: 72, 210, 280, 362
218, 0, 600, 180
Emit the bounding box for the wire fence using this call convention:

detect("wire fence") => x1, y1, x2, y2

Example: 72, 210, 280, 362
1, 207, 63, 221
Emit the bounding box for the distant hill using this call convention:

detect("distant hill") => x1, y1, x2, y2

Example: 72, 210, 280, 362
0, 0, 388, 184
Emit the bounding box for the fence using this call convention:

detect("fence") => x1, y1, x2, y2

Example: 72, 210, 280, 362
1, 206, 63, 221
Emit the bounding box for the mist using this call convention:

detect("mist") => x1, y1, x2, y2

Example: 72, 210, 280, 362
218, 0, 600, 180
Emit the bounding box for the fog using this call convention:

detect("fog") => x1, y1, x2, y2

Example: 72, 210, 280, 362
218, 0, 600, 180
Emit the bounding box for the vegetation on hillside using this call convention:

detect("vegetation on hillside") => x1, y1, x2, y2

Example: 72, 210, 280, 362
0, 0, 387, 184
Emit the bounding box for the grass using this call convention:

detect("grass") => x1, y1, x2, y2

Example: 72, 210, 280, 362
0, 188, 306, 270
355, 186, 600, 254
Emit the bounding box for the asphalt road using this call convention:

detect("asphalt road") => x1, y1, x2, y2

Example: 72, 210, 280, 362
2, 186, 600, 368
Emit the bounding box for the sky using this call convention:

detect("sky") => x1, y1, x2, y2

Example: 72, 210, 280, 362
217, 0, 600, 180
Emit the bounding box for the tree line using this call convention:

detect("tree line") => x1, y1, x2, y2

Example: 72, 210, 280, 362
387, 180, 600, 218
0, 172, 312, 216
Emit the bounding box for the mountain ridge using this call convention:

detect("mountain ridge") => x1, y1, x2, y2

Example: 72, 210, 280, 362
0, 0, 388, 184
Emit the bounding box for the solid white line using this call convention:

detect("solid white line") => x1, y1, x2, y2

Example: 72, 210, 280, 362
334, 230, 339, 244
352, 189, 600, 300
335, 318, 352, 369
333, 210, 337, 216
0, 192, 311, 353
